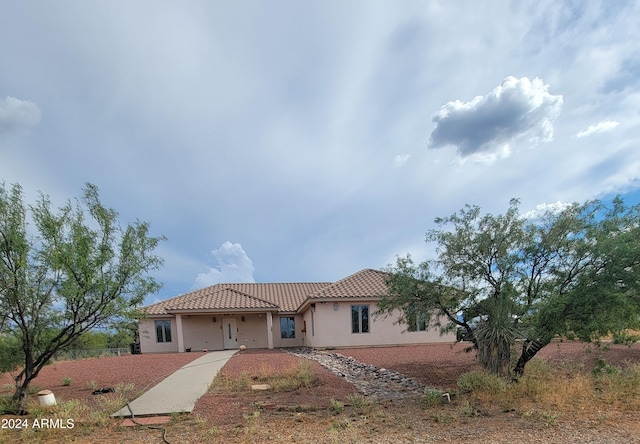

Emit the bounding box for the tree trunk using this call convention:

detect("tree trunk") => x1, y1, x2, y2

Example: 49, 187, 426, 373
12, 379, 30, 415
12, 362, 35, 415
512, 338, 549, 377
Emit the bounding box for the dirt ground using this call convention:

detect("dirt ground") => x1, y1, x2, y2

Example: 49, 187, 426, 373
2, 341, 640, 443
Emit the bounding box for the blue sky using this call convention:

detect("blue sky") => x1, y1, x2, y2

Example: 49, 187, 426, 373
1, 1, 639, 305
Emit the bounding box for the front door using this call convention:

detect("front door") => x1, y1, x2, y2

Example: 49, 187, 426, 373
223, 318, 237, 349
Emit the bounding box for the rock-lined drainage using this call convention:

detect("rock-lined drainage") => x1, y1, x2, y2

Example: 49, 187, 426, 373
288, 348, 426, 400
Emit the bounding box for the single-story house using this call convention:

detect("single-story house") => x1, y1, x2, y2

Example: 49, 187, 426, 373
138, 268, 456, 353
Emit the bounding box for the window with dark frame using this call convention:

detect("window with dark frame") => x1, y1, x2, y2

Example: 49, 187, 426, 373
351, 305, 369, 333
155, 320, 172, 343
407, 304, 427, 332
280, 316, 296, 339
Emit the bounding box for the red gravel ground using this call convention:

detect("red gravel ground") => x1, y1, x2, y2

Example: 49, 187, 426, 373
0, 352, 202, 409
339, 339, 640, 389
193, 349, 357, 427
2, 342, 640, 443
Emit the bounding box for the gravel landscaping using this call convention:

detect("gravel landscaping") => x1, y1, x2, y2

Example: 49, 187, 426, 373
0, 352, 202, 410
2, 341, 640, 443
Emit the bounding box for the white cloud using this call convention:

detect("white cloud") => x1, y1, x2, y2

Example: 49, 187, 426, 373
428, 77, 563, 162
522, 201, 572, 219
393, 154, 410, 167
192, 241, 255, 289
0, 96, 41, 134
575, 120, 620, 138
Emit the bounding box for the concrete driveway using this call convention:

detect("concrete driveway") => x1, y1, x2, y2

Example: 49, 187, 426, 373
112, 349, 237, 417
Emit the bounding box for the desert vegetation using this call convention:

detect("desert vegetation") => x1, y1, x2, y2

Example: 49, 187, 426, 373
3, 345, 637, 443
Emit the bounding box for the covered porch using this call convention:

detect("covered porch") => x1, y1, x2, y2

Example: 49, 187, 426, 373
175, 310, 277, 352
139, 309, 306, 353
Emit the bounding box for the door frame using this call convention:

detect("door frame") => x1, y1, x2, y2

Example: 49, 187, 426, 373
222, 318, 238, 349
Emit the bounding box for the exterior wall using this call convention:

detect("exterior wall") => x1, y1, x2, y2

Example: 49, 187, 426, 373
272, 314, 305, 348
303, 301, 456, 348
235, 314, 270, 349
139, 314, 272, 353
182, 315, 224, 351
139, 318, 179, 353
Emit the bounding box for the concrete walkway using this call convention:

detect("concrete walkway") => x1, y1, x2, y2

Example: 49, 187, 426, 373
112, 349, 237, 417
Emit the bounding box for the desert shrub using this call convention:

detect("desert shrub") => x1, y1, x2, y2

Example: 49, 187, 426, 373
593, 356, 621, 376
330, 398, 344, 414
593, 362, 640, 407
457, 370, 508, 393
422, 388, 445, 408
345, 393, 372, 413
0, 395, 18, 414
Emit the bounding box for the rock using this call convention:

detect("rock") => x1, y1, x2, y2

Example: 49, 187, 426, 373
287, 348, 429, 400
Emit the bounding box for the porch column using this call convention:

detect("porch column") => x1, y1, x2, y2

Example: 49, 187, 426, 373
175, 314, 185, 352
266, 312, 274, 349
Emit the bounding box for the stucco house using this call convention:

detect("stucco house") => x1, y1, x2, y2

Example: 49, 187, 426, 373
138, 268, 456, 353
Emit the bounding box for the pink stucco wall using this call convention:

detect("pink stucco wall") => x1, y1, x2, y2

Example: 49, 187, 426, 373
139, 302, 455, 353
139, 318, 179, 353
303, 301, 455, 348
181, 315, 224, 351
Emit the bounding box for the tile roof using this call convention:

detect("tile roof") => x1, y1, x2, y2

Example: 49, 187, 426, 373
144, 282, 330, 315
142, 269, 390, 316
165, 287, 279, 311
308, 268, 389, 299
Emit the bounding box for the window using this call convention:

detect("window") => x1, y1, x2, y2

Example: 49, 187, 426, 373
280, 317, 296, 339
351, 305, 369, 333
155, 320, 172, 343
407, 306, 427, 332
409, 312, 426, 331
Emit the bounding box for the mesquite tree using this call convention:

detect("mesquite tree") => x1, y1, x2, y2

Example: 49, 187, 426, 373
0, 182, 164, 412
378, 198, 640, 377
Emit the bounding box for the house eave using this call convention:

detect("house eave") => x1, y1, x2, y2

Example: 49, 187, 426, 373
165, 307, 280, 315
297, 296, 381, 313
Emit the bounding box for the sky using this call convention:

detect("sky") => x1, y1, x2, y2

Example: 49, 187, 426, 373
1, 1, 639, 305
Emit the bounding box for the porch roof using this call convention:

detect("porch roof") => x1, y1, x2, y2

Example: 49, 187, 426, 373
165, 287, 279, 312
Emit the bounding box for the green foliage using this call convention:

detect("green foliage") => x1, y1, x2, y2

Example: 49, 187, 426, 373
345, 393, 372, 414
330, 398, 344, 414
0, 182, 165, 412
67, 330, 110, 350
62, 377, 72, 386
457, 370, 508, 393
592, 357, 622, 376
380, 196, 640, 377
0, 334, 24, 372
422, 388, 445, 408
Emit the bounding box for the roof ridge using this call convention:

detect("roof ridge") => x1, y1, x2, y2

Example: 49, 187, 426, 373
309, 268, 387, 297
222, 287, 280, 308
165, 286, 280, 310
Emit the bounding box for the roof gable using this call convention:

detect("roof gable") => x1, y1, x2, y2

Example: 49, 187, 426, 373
165, 287, 279, 311
309, 268, 388, 299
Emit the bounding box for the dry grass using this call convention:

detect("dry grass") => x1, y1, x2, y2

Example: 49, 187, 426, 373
3, 346, 640, 443
455, 358, 640, 421
210, 359, 320, 393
